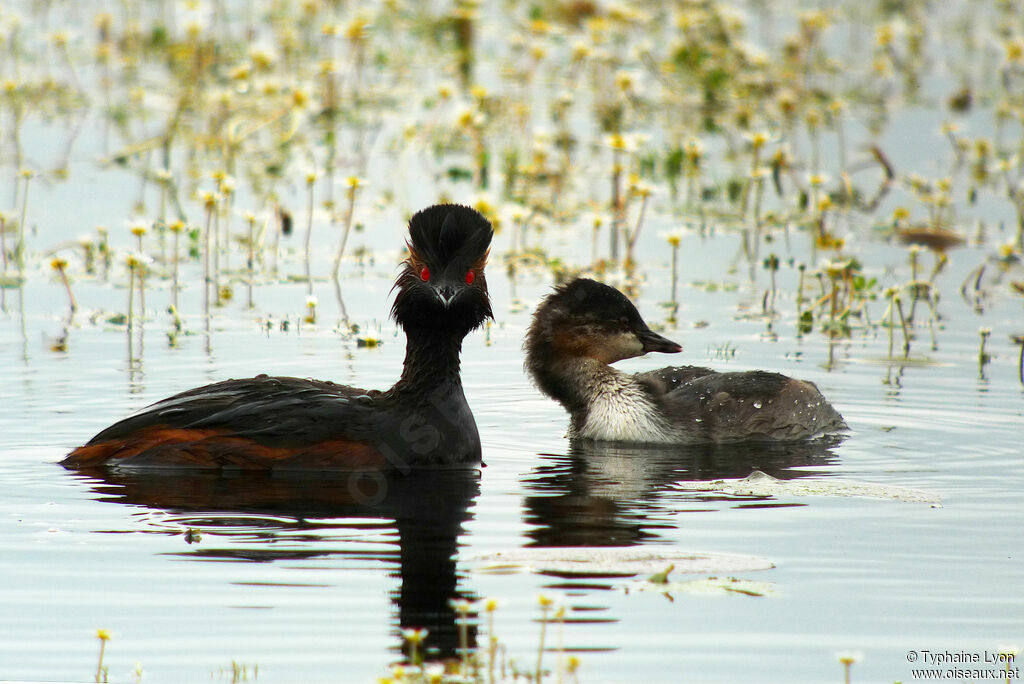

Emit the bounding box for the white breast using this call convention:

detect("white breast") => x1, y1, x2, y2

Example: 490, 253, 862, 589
574, 374, 675, 443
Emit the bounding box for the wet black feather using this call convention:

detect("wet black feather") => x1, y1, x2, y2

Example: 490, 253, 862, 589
390, 204, 493, 333
406, 203, 492, 273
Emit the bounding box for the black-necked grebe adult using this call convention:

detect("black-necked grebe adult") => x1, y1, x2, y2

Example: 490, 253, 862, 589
63, 204, 493, 470
525, 278, 847, 443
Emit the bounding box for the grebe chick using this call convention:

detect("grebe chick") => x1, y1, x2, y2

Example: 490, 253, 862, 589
525, 278, 847, 444
64, 204, 494, 471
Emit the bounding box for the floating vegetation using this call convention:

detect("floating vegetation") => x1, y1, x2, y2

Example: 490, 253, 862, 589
630, 575, 777, 598
669, 469, 942, 505
469, 547, 775, 576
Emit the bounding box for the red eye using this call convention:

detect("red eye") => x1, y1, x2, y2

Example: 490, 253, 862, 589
465, 270, 475, 285
420, 267, 430, 281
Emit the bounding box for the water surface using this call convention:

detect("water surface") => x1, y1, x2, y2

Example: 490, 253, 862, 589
1, 1, 1023, 682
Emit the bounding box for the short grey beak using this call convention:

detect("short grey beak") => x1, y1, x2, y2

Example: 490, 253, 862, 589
435, 285, 458, 307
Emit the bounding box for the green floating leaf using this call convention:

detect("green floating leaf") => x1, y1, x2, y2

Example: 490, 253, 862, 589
632, 576, 776, 598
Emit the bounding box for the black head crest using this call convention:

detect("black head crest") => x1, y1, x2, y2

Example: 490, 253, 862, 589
390, 204, 494, 334
407, 204, 493, 269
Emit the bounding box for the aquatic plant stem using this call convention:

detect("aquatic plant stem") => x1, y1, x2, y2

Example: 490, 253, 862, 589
94, 630, 110, 683
202, 197, 215, 335
135, 252, 146, 321
670, 239, 679, 309
473, 124, 486, 189
809, 120, 821, 178
830, 273, 839, 329
246, 214, 256, 308
978, 328, 991, 376
459, 611, 469, 676
895, 295, 911, 356
740, 135, 765, 218
213, 202, 221, 305
487, 605, 497, 684
17, 170, 32, 280
796, 264, 806, 330
752, 175, 765, 237
170, 222, 181, 311
401, 628, 427, 668
536, 603, 549, 683
304, 175, 315, 297
766, 254, 778, 313
157, 176, 168, 263
684, 141, 701, 210
1015, 336, 1024, 385
221, 185, 234, 275
0, 215, 8, 274
127, 260, 136, 340
886, 290, 896, 359
610, 149, 623, 262
1015, 196, 1024, 252
331, 184, 358, 279
625, 192, 649, 265
835, 108, 847, 178
54, 260, 76, 316
925, 292, 938, 350
556, 607, 565, 684
272, 202, 282, 277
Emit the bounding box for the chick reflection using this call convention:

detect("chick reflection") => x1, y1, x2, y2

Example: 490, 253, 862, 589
522, 438, 843, 547
68, 467, 479, 663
